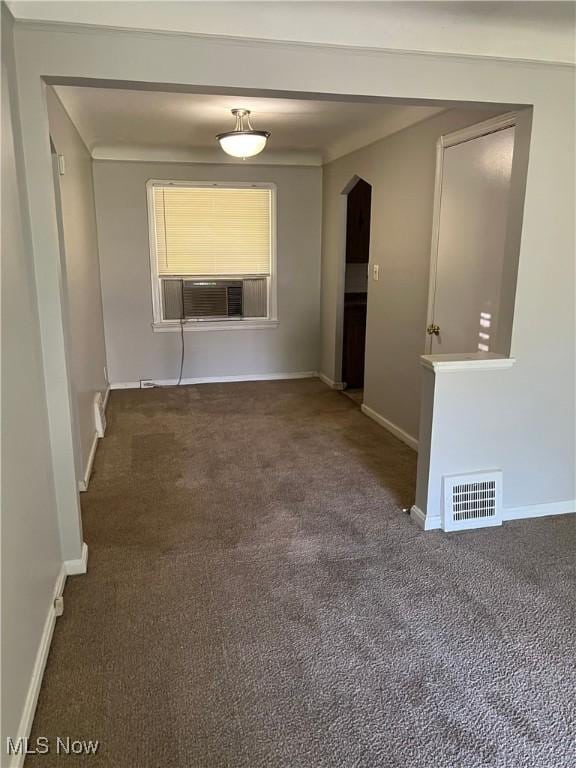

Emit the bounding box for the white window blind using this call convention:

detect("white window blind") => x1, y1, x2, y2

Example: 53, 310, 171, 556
151, 185, 272, 276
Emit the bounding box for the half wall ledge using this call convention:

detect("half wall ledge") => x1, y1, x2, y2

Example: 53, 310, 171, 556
420, 352, 516, 373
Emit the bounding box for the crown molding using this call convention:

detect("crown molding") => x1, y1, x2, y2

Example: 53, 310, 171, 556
12, 18, 576, 70
324, 106, 446, 163
91, 144, 322, 167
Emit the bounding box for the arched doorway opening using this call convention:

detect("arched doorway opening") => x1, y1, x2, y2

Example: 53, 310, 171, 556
341, 176, 372, 399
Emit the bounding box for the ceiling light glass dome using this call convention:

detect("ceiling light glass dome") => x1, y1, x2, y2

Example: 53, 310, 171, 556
216, 109, 270, 159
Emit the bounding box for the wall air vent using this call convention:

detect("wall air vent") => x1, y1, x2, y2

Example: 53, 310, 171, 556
442, 471, 502, 531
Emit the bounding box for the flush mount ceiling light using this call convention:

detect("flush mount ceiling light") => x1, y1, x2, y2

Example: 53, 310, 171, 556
216, 109, 271, 159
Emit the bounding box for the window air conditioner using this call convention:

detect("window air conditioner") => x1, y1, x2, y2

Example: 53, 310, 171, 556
161, 278, 267, 321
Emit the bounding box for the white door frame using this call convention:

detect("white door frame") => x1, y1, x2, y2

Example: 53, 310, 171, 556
425, 111, 519, 353
334, 174, 367, 389
50, 146, 84, 487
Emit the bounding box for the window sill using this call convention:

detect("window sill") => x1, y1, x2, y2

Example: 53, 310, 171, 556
152, 320, 279, 333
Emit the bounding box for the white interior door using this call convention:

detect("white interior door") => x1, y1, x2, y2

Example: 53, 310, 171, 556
427, 125, 515, 354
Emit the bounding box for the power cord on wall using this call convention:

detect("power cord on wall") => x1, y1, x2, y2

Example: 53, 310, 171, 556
142, 287, 186, 389
176, 278, 186, 386
176, 318, 185, 386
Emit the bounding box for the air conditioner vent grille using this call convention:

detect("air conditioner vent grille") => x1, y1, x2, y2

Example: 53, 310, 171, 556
160, 277, 266, 320
226, 285, 243, 316
452, 481, 496, 521
183, 281, 232, 318
442, 471, 502, 531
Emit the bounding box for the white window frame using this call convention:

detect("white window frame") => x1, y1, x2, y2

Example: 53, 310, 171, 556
146, 179, 278, 332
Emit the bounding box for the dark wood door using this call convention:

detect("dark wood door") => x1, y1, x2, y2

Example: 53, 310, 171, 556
345, 179, 372, 264
342, 299, 367, 388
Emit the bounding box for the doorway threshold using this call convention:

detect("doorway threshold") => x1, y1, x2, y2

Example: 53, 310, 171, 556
342, 388, 363, 407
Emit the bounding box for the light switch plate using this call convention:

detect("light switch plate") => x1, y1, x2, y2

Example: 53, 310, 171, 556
373, 264, 380, 281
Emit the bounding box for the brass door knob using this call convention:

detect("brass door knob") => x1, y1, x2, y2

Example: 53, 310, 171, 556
426, 324, 440, 336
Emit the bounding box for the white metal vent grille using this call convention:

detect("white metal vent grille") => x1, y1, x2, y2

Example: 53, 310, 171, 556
453, 480, 496, 521
442, 471, 502, 531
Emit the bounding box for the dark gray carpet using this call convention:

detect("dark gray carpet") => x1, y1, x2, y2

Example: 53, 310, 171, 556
27, 379, 575, 767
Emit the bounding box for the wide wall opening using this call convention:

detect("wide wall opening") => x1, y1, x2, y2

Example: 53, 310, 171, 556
43, 78, 530, 524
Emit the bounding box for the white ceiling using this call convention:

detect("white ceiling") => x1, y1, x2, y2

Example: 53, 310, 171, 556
10, 1, 576, 65
53, 86, 446, 165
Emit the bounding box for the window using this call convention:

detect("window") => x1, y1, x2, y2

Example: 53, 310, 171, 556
147, 181, 277, 330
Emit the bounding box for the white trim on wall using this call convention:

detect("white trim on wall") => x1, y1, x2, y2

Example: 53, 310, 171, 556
318, 372, 346, 390
78, 431, 98, 492
7, 566, 67, 768
361, 403, 419, 451
9, 19, 575, 68
78, 387, 110, 492
441, 112, 519, 149
7, 543, 88, 768
64, 542, 89, 575
502, 500, 576, 521
110, 371, 319, 389
152, 319, 280, 333
91, 144, 323, 166
409, 505, 431, 530
411, 500, 576, 532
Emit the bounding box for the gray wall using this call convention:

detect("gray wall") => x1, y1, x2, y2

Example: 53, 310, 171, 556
321, 108, 504, 441
1, 8, 62, 759
92, 161, 322, 384
46, 87, 108, 481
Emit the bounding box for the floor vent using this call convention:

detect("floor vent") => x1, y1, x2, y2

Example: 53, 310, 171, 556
442, 471, 502, 531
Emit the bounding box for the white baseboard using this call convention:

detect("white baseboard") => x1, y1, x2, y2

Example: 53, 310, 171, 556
318, 372, 345, 390
411, 501, 575, 532
361, 404, 419, 452
110, 371, 319, 389
78, 431, 98, 492
410, 505, 441, 530
110, 381, 138, 390
79, 387, 109, 491
502, 499, 576, 521
7, 566, 67, 768
64, 542, 88, 575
